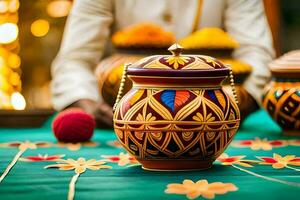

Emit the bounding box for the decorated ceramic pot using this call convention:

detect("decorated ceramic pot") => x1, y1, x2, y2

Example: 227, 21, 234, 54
113, 44, 240, 171
179, 28, 253, 120
263, 50, 300, 136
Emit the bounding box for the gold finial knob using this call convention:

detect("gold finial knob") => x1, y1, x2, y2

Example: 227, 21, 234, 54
168, 43, 184, 56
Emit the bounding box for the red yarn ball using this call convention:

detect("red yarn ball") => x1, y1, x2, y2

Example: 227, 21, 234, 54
52, 108, 95, 143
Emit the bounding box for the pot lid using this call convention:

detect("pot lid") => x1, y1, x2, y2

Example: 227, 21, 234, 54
127, 44, 230, 77
269, 50, 300, 75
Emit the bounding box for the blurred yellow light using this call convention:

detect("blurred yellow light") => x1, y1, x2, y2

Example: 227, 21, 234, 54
0, 65, 12, 76
0, 56, 5, 67
0, 13, 19, 24
7, 53, 20, 68
0, 90, 12, 109
47, 0, 72, 18
9, 72, 20, 86
8, 0, 20, 13
0, 47, 8, 57
11, 92, 26, 110
0, 1, 8, 13
0, 23, 18, 44
31, 19, 50, 37
0, 75, 10, 92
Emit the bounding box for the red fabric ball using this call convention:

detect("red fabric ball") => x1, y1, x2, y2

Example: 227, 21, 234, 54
52, 108, 95, 143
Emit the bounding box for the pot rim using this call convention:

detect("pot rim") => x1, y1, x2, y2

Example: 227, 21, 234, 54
127, 68, 230, 77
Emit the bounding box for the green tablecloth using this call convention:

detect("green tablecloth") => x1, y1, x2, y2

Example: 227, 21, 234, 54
0, 109, 300, 200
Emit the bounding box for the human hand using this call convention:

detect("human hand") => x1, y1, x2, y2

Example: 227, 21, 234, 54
237, 90, 259, 122
67, 99, 113, 128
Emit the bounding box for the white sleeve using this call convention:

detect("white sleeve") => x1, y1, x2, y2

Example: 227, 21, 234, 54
51, 0, 113, 110
224, 0, 275, 104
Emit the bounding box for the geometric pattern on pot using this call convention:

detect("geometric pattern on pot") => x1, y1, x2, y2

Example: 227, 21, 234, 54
131, 54, 224, 70
263, 84, 300, 132
114, 88, 240, 160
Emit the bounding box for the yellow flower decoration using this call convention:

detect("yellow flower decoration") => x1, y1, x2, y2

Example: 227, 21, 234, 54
193, 112, 204, 122
45, 158, 112, 200
166, 56, 189, 69
217, 153, 258, 167
250, 138, 273, 150
231, 137, 287, 151
217, 154, 300, 187
102, 152, 140, 167
112, 152, 136, 166
20, 154, 65, 162
203, 56, 220, 68
257, 153, 300, 170
0, 141, 52, 150
165, 179, 238, 199
193, 112, 215, 123
45, 158, 111, 174
18, 141, 38, 151
136, 113, 156, 122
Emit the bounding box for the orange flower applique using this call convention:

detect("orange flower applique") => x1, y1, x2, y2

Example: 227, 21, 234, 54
231, 137, 287, 151
217, 153, 300, 188
102, 152, 139, 166
217, 153, 258, 167
165, 179, 238, 199
0, 141, 53, 149
257, 153, 300, 171
45, 157, 111, 173
20, 154, 65, 162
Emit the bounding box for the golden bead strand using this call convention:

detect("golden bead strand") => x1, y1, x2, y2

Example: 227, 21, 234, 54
113, 63, 130, 112
229, 66, 239, 105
